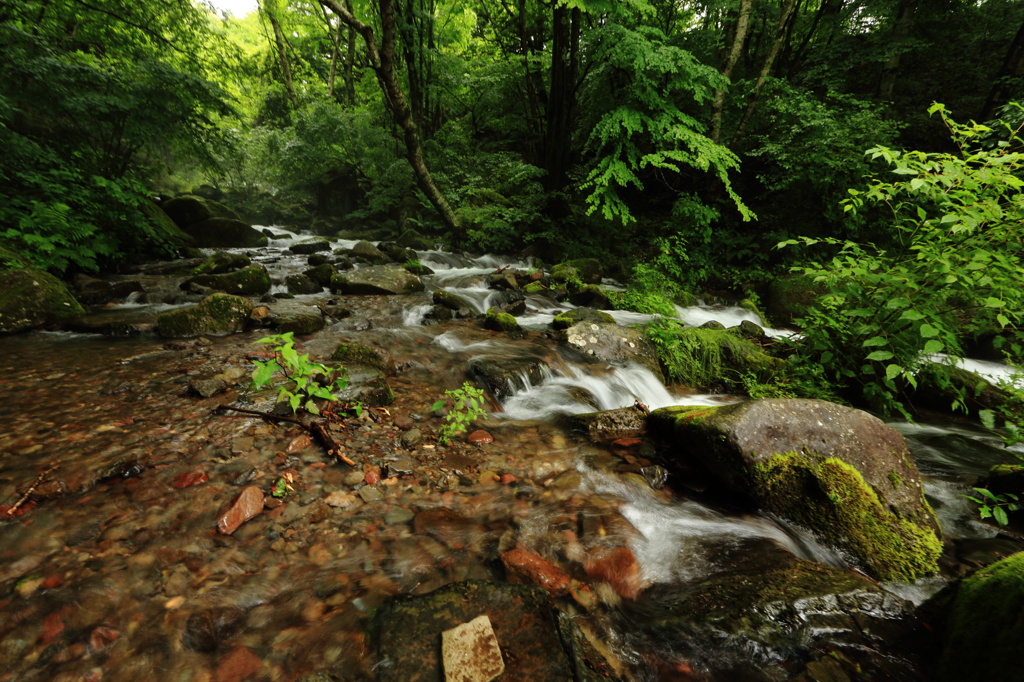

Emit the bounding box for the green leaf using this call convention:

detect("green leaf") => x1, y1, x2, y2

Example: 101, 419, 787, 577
866, 350, 894, 362
923, 339, 943, 354
994, 506, 1009, 526
919, 324, 940, 338
862, 336, 888, 347
885, 364, 903, 380
979, 409, 996, 429
899, 309, 926, 321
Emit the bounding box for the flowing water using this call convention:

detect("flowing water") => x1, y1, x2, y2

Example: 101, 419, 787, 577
0, 228, 1019, 681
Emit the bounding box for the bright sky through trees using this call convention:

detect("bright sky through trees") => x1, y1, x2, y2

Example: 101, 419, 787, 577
209, 0, 258, 18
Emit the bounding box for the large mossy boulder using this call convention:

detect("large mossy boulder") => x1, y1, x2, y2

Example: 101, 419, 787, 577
634, 547, 918, 680
193, 251, 251, 276
0, 268, 84, 333
183, 264, 271, 296
913, 362, 1024, 420
138, 200, 194, 250
649, 398, 942, 581
937, 551, 1024, 682
561, 322, 663, 382
372, 581, 613, 682
551, 258, 603, 285
182, 218, 268, 249
350, 240, 388, 264
483, 306, 522, 332
156, 293, 252, 338
329, 266, 424, 295
649, 325, 782, 391
162, 195, 240, 227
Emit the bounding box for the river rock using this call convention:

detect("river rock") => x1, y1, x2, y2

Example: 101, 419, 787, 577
289, 238, 332, 254
163, 195, 240, 227
567, 284, 610, 309
371, 581, 611, 682
193, 251, 251, 276
329, 266, 424, 295
72, 274, 143, 304
937, 551, 1024, 681
217, 485, 264, 535
441, 615, 505, 682
483, 306, 521, 332
551, 258, 603, 285
182, 606, 247, 652
500, 548, 571, 595
182, 264, 271, 296
157, 293, 253, 338
551, 308, 615, 330
189, 377, 227, 398
565, 406, 648, 441
649, 399, 942, 581
303, 263, 335, 286
285, 273, 322, 295
336, 366, 394, 407
433, 288, 472, 313
560, 322, 663, 381
183, 217, 268, 249
631, 547, 917, 680
469, 356, 545, 399
272, 310, 326, 335
396, 228, 434, 250
350, 240, 388, 264
138, 199, 195, 249
331, 340, 396, 374
914, 362, 1024, 419
0, 267, 85, 333
379, 242, 417, 263
649, 324, 781, 390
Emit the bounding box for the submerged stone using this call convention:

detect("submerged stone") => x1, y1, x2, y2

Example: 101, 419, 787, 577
331, 340, 396, 375
649, 399, 942, 581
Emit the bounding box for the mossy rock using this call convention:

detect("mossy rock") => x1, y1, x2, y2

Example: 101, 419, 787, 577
331, 341, 396, 375
138, 200, 194, 249
395, 228, 435, 251
938, 551, 1024, 682
483, 306, 521, 332
350, 240, 388, 264
335, 366, 394, 407
469, 357, 545, 399
648, 399, 942, 582
551, 258, 603, 285
72, 275, 143, 305
0, 268, 85, 333
289, 238, 332, 255
766, 274, 822, 327
272, 311, 325, 335
193, 252, 251, 276
564, 406, 647, 441
0, 246, 32, 269
567, 284, 610, 308
285, 274, 322, 295
181, 217, 268, 249
728, 319, 769, 344
552, 308, 615, 330
156, 293, 252, 338
914, 362, 1024, 420
648, 325, 780, 390
162, 195, 240, 228
524, 281, 548, 295
403, 261, 434, 276
432, 288, 471, 312
329, 266, 424, 295
303, 263, 336, 286
183, 264, 271, 296
379, 242, 417, 263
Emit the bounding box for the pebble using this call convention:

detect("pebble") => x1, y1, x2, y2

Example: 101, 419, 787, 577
324, 492, 359, 508
358, 487, 384, 503
172, 471, 209, 489
467, 429, 494, 444
216, 486, 264, 535
384, 508, 414, 525
500, 548, 571, 595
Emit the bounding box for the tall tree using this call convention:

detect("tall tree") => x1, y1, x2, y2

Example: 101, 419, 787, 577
319, 0, 458, 230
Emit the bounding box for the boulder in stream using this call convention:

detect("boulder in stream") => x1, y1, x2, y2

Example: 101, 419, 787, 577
561, 322, 663, 382
371, 580, 617, 682
285, 273, 322, 295
183, 264, 271, 297
331, 340, 396, 375
350, 239, 388, 264
632, 547, 919, 680
469, 356, 545, 399
335, 366, 394, 407
551, 258, 603, 285
565, 406, 648, 441
483, 306, 522, 332
936, 550, 1024, 682
649, 399, 942, 581
329, 266, 424, 295
157, 293, 253, 338
289, 238, 332, 255
551, 308, 615, 330
182, 217, 269, 248
193, 251, 251, 276
0, 267, 84, 333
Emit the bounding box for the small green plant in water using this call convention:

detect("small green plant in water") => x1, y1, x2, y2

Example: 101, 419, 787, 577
432, 382, 487, 444
965, 488, 1021, 527
251, 332, 348, 415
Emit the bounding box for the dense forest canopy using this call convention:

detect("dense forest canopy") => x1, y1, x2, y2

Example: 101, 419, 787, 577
1, 0, 1021, 284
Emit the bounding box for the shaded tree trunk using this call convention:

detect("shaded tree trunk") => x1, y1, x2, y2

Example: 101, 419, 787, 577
263, 0, 298, 110
981, 18, 1024, 120
878, 0, 918, 102
542, 4, 580, 198
319, 0, 458, 231
711, 0, 752, 144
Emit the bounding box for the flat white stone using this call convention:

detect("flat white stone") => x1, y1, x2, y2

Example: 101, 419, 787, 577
442, 614, 505, 682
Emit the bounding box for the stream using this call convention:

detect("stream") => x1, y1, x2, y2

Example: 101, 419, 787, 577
1, 228, 1021, 681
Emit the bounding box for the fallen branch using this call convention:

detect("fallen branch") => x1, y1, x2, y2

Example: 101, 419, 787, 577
310, 420, 356, 466
215, 404, 306, 426
7, 461, 60, 516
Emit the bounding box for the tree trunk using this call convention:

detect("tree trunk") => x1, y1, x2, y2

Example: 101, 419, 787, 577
878, 0, 919, 102
319, 0, 459, 232
542, 4, 580, 197
729, 0, 797, 146
711, 0, 752, 144
981, 18, 1024, 120
263, 1, 299, 110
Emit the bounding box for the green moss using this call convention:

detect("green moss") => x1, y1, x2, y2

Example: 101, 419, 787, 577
523, 281, 546, 294
186, 264, 270, 296
483, 306, 521, 332
156, 293, 252, 338
551, 308, 615, 330
939, 552, 1024, 682
330, 342, 395, 374
888, 471, 904, 488
0, 268, 85, 333
752, 454, 941, 581
645, 322, 781, 389
193, 252, 251, 275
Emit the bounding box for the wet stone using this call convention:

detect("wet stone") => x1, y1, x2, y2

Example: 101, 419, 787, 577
173, 471, 209, 489
358, 486, 384, 503
442, 615, 505, 682
189, 378, 228, 398
182, 607, 247, 652
384, 508, 414, 525
501, 548, 571, 596
216, 485, 264, 535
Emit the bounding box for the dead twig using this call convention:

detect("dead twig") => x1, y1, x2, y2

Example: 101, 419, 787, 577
215, 405, 306, 426
7, 462, 60, 516
310, 421, 356, 466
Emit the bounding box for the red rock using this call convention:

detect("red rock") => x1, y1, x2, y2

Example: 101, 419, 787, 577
500, 548, 571, 595
286, 434, 312, 453
173, 471, 209, 489
500, 474, 517, 485
214, 644, 262, 682
88, 625, 120, 651
364, 465, 381, 486
611, 438, 644, 450
467, 429, 494, 444
583, 546, 644, 600
40, 611, 65, 645
40, 574, 63, 589
216, 486, 264, 535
